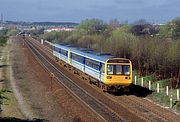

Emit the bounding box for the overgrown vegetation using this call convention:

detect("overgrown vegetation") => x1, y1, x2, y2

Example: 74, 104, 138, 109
0, 89, 11, 112
0, 30, 8, 46
35, 18, 180, 88
0, 28, 19, 46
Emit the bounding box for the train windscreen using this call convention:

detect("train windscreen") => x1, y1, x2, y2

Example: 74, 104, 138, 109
107, 65, 130, 75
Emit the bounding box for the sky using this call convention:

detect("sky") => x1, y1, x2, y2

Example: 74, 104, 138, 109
0, 0, 179, 23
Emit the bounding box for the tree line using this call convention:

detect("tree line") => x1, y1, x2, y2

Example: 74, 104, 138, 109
36, 18, 180, 87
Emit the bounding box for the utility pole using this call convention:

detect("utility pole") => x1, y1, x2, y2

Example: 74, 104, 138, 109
0, 14, 3, 27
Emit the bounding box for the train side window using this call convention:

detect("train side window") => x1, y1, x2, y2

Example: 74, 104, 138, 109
85, 59, 90, 66
61, 49, 67, 56
85, 58, 100, 71
57, 47, 59, 52
55, 47, 59, 52
72, 53, 83, 63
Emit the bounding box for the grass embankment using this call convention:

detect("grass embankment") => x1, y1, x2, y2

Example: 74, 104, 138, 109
135, 75, 180, 111
0, 31, 9, 111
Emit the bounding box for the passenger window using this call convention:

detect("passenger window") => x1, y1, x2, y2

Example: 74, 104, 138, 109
85, 58, 100, 70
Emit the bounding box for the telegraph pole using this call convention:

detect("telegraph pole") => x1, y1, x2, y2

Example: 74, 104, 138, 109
0, 14, 3, 27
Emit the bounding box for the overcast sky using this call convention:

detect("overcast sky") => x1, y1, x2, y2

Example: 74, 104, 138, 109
0, 0, 179, 23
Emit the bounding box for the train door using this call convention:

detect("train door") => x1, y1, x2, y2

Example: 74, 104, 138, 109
82, 57, 85, 72
68, 49, 72, 65
100, 63, 105, 82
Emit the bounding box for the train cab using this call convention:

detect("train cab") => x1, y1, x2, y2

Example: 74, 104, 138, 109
104, 58, 132, 87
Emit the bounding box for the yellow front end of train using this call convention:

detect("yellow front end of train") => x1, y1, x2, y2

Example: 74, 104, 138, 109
104, 58, 132, 86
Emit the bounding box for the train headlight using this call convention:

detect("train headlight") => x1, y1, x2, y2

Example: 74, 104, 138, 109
125, 76, 131, 79
107, 76, 112, 79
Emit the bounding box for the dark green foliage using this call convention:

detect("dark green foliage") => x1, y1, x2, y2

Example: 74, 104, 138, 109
0, 29, 8, 46
0, 29, 8, 36
0, 36, 7, 46
176, 101, 180, 111
131, 24, 159, 36
158, 17, 180, 40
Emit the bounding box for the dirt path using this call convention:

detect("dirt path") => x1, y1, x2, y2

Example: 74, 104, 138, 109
0, 38, 24, 118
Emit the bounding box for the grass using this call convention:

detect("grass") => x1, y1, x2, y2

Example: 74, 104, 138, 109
175, 101, 180, 111
150, 92, 170, 107
134, 74, 180, 111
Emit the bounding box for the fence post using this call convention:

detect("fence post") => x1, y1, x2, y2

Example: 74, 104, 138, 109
135, 76, 137, 85
141, 77, 144, 87
166, 86, 169, 96
170, 95, 173, 108
149, 80, 151, 90
157, 83, 160, 93
177, 89, 179, 101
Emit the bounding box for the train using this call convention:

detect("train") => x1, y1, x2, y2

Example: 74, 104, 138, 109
45, 40, 133, 92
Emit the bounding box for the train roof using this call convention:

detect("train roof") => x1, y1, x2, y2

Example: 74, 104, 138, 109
53, 44, 114, 63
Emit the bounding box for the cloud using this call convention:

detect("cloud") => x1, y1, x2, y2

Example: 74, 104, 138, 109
0, 0, 179, 22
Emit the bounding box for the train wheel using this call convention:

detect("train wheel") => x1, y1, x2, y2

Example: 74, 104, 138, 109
55, 57, 58, 62
102, 85, 107, 92
89, 79, 93, 84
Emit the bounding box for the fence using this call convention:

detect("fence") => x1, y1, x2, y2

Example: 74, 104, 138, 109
134, 75, 180, 108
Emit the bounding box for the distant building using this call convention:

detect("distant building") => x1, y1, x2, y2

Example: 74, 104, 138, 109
152, 23, 165, 26
44, 27, 76, 32
0, 27, 4, 30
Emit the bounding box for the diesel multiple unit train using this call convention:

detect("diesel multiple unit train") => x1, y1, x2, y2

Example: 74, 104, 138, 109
48, 41, 133, 92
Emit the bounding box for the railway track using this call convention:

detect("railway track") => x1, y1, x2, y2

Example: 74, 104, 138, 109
24, 37, 128, 122
116, 95, 180, 122
24, 36, 180, 122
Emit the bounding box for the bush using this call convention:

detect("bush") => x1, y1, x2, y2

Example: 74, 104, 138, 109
0, 36, 7, 46
0, 88, 11, 111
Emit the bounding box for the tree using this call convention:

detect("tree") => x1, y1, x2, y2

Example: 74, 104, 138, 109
167, 40, 180, 87
77, 19, 107, 35
106, 25, 138, 58
77, 34, 103, 50
171, 18, 180, 39
109, 19, 120, 29
158, 17, 180, 40
133, 19, 150, 25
